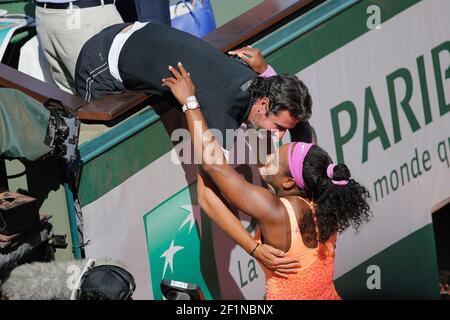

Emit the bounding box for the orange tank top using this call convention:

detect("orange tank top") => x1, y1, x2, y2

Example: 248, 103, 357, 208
255, 197, 341, 300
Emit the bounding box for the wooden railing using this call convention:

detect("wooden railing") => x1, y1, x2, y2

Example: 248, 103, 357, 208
204, 0, 319, 51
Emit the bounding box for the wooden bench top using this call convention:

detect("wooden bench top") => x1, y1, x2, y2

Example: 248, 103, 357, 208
0, 62, 150, 121
204, 0, 316, 52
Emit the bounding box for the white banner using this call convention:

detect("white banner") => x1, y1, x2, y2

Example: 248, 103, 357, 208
300, 0, 450, 278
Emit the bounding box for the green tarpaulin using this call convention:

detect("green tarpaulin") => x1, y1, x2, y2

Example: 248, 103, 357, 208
0, 88, 51, 160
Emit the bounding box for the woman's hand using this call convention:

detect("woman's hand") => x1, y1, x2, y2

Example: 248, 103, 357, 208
254, 244, 301, 278
162, 62, 196, 105
228, 46, 268, 74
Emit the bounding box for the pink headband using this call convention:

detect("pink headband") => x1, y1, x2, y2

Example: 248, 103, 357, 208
288, 142, 313, 189
327, 164, 349, 186
288, 142, 349, 189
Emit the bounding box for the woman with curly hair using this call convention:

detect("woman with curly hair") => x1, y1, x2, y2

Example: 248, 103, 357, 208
162, 63, 372, 300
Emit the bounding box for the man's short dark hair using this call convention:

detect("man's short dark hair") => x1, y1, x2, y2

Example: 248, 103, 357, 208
248, 75, 312, 121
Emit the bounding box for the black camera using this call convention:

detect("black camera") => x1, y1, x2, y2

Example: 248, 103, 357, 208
43, 99, 80, 164
73, 260, 136, 300
160, 279, 204, 300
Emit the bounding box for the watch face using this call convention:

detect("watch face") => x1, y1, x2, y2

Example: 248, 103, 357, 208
187, 101, 198, 109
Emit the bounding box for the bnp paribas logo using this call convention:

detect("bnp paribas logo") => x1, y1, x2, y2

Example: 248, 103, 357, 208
144, 184, 216, 300
160, 204, 199, 278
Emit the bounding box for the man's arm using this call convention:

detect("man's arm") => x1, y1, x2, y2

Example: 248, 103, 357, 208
228, 46, 275, 76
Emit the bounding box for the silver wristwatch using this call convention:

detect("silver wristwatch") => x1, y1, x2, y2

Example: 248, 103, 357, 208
182, 96, 199, 113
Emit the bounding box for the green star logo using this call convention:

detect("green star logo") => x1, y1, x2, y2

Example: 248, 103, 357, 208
144, 183, 218, 299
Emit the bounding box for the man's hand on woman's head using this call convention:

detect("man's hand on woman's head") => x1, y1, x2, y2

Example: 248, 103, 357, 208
253, 243, 301, 278
228, 46, 268, 74
162, 62, 196, 105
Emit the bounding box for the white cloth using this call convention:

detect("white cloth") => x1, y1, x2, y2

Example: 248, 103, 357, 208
108, 22, 149, 83
18, 36, 58, 87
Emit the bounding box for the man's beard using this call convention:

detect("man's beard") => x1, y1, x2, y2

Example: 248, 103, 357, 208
247, 120, 275, 140
246, 120, 260, 130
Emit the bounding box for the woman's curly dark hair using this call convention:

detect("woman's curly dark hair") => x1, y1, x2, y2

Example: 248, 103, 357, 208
248, 75, 312, 121
301, 145, 372, 243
